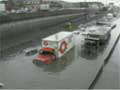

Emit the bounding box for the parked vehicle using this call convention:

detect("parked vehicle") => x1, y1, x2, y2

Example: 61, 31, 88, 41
95, 20, 117, 30
34, 31, 74, 64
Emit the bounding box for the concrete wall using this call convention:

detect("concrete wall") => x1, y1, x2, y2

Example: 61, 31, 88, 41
0, 9, 85, 24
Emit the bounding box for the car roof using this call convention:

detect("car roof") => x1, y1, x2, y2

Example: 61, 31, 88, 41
84, 25, 110, 35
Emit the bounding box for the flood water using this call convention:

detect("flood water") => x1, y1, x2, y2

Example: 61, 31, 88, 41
0, 16, 119, 89
0, 32, 110, 89
94, 38, 120, 89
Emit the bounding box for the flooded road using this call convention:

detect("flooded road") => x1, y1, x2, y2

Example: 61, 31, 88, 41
0, 16, 120, 89
0, 31, 119, 89
94, 38, 120, 89
0, 39, 103, 89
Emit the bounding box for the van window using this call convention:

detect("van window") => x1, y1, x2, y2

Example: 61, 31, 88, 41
39, 50, 54, 55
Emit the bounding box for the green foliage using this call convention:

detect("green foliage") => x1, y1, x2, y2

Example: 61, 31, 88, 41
64, 22, 78, 31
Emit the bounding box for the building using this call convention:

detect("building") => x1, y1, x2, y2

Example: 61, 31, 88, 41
70, 2, 104, 10
41, 0, 60, 4
0, 0, 14, 11
0, 1, 6, 12
13, 0, 40, 9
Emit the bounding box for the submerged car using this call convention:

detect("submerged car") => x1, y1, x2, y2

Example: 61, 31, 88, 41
96, 20, 116, 30
24, 47, 39, 56
83, 25, 111, 44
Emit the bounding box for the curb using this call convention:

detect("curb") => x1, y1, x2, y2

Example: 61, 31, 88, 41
89, 33, 120, 89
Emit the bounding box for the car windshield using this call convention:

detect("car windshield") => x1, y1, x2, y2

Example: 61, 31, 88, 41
89, 34, 100, 38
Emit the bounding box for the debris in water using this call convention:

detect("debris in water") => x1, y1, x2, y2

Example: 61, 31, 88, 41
0, 83, 4, 87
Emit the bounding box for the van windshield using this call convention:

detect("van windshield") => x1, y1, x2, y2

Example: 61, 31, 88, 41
39, 50, 54, 55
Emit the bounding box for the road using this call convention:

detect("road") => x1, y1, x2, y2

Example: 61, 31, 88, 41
94, 37, 120, 89
0, 15, 120, 89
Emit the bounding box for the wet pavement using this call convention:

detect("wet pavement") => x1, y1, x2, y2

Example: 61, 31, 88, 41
94, 37, 120, 89
0, 39, 104, 89
0, 17, 120, 89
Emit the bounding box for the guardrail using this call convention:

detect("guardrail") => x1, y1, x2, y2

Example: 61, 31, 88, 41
0, 9, 103, 24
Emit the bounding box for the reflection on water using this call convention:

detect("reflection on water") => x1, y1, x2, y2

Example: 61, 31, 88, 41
78, 39, 109, 60
79, 46, 98, 60
33, 48, 75, 74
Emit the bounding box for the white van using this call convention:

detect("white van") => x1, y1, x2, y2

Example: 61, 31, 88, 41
42, 31, 74, 58
34, 31, 74, 64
